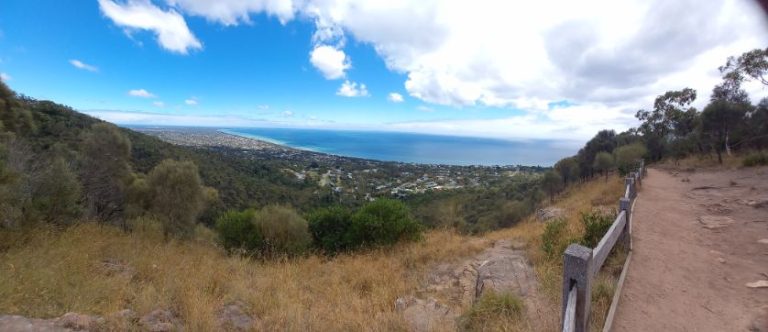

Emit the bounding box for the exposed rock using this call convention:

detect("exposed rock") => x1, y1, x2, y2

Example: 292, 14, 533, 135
399, 297, 454, 332
759, 239, 768, 245
56, 312, 104, 330
217, 301, 258, 331
396, 239, 535, 332
536, 207, 564, 222
704, 203, 732, 215
0, 315, 65, 332
750, 306, 768, 332
746, 280, 768, 288
140, 309, 181, 332
698, 216, 734, 229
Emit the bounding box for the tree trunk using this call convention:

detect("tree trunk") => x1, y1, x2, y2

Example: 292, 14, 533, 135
725, 130, 732, 156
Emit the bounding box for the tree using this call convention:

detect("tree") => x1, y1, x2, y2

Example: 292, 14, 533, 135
554, 157, 579, 186
541, 170, 562, 203
635, 88, 697, 160
30, 157, 82, 225
614, 143, 647, 176
146, 159, 210, 237
701, 100, 749, 164
593, 152, 614, 182
719, 47, 768, 86
81, 123, 132, 223
577, 130, 617, 178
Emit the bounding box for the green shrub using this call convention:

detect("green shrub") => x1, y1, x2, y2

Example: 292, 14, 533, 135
459, 291, 524, 331
307, 205, 354, 254
254, 205, 312, 257
349, 199, 422, 248
743, 151, 768, 167
579, 210, 615, 248
541, 218, 567, 259
215, 209, 261, 253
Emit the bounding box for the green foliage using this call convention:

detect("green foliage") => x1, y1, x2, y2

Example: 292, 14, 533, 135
307, 205, 354, 254
459, 291, 524, 331
743, 151, 768, 167
215, 209, 261, 253
614, 143, 647, 176
81, 123, 132, 223
145, 159, 209, 237
554, 157, 579, 185
593, 152, 615, 181
254, 205, 312, 257
579, 210, 615, 248
541, 218, 567, 259
349, 199, 422, 248
30, 158, 82, 225
541, 170, 563, 203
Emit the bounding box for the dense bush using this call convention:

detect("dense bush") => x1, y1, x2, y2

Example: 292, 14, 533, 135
349, 199, 422, 248
307, 199, 422, 253
307, 205, 354, 254
614, 143, 647, 176
743, 151, 768, 167
579, 210, 615, 248
255, 205, 312, 257
215, 209, 260, 253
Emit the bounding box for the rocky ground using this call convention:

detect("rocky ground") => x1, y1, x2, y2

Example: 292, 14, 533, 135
395, 238, 541, 331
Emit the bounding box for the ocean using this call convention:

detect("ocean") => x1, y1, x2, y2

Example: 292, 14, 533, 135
221, 127, 579, 166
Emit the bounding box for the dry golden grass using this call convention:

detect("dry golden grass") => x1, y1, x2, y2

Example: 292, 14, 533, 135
485, 175, 626, 332
0, 223, 487, 331
0, 175, 628, 331
655, 153, 745, 170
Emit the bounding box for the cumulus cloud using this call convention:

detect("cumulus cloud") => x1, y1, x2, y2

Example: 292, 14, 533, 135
309, 45, 350, 79
0, 72, 10, 81
98, 0, 202, 54
337, 80, 369, 97
388, 92, 404, 103
165, 0, 296, 25
69, 59, 99, 72
185, 97, 198, 105
128, 89, 156, 98
97, 0, 768, 140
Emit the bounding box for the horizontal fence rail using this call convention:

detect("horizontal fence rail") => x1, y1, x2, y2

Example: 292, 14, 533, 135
561, 160, 645, 332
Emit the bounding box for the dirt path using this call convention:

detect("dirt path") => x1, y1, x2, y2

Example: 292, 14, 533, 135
613, 167, 768, 331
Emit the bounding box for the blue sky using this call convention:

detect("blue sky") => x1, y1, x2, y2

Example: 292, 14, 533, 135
1, 0, 766, 141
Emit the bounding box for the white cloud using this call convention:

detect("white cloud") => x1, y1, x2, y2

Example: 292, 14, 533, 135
257, 104, 269, 110
96, 0, 768, 140
69, 59, 99, 72
337, 80, 369, 97
0, 72, 10, 82
98, 0, 202, 54
85, 110, 266, 127
185, 97, 198, 105
128, 89, 156, 98
388, 92, 404, 103
417, 105, 434, 113
282, 110, 294, 117
165, 0, 296, 25
153, 101, 165, 107
309, 45, 350, 80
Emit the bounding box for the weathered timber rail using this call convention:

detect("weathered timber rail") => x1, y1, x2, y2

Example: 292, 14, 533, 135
561, 161, 645, 332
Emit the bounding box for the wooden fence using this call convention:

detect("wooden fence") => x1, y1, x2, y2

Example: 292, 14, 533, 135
561, 161, 646, 332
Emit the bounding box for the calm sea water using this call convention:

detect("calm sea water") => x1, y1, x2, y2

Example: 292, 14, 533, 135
222, 128, 579, 166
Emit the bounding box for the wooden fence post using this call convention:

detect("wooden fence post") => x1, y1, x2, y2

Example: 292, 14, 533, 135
562, 244, 593, 332
619, 197, 632, 250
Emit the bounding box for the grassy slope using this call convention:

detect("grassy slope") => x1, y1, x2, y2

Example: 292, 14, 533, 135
0, 174, 626, 331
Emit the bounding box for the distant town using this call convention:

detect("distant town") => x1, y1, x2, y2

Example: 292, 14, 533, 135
137, 127, 549, 200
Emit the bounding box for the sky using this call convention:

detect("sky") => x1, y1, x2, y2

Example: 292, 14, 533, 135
0, 0, 767, 142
